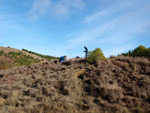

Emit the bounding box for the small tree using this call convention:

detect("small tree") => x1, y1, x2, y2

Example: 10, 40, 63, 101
132, 45, 148, 57
129, 50, 132, 56
87, 48, 105, 63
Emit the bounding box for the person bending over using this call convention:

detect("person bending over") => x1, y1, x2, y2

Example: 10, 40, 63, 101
59, 56, 67, 62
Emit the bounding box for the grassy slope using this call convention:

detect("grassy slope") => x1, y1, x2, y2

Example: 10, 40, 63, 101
0, 47, 46, 60
0, 47, 57, 70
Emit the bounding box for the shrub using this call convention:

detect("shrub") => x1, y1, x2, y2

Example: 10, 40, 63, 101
87, 48, 105, 63
0, 51, 4, 56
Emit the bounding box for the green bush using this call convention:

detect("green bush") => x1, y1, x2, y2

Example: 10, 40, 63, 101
87, 48, 105, 63
0, 50, 4, 56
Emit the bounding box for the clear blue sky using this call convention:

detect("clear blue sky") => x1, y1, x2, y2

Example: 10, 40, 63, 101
0, 0, 150, 58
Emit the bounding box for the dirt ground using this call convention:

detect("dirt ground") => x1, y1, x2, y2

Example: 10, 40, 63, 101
0, 56, 150, 113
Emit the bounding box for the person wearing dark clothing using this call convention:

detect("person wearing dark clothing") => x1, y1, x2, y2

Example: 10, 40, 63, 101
84, 46, 88, 58
59, 56, 66, 62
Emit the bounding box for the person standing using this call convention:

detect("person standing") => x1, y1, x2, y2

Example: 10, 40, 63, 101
84, 46, 88, 58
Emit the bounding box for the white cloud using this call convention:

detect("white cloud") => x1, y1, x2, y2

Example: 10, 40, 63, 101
30, 0, 86, 19
83, 1, 127, 24
83, 7, 115, 24
30, 0, 51, 20
66, 22, 117, 49
83, 0, 149, 24
54, 0, 85, 17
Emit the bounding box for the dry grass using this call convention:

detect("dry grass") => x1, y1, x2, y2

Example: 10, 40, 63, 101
0, 61, 13, 70
0, 58, 150, 113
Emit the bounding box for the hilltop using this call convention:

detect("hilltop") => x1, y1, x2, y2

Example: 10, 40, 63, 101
0, 56, 150, 113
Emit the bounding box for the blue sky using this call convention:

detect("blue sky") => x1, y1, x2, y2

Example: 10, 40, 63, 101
0, 0, 150, 58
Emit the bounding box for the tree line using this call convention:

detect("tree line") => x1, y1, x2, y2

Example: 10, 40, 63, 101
120, 45, 150, 57
22, 49, 59, 61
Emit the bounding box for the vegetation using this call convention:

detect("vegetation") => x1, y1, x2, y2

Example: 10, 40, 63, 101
0, 61, 12, 70
0, 50, 41, 68
87, 48, 105, 63
0, 50, 4, 56
0, 48, 58, 70
120, 45, 150, 57
22, 49, 58, 61
0, 56, 150, 113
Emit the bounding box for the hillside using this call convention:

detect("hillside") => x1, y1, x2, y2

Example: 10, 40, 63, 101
0, 47, 58, 70
0, 56, 150, 113
0, 47, 46, 61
